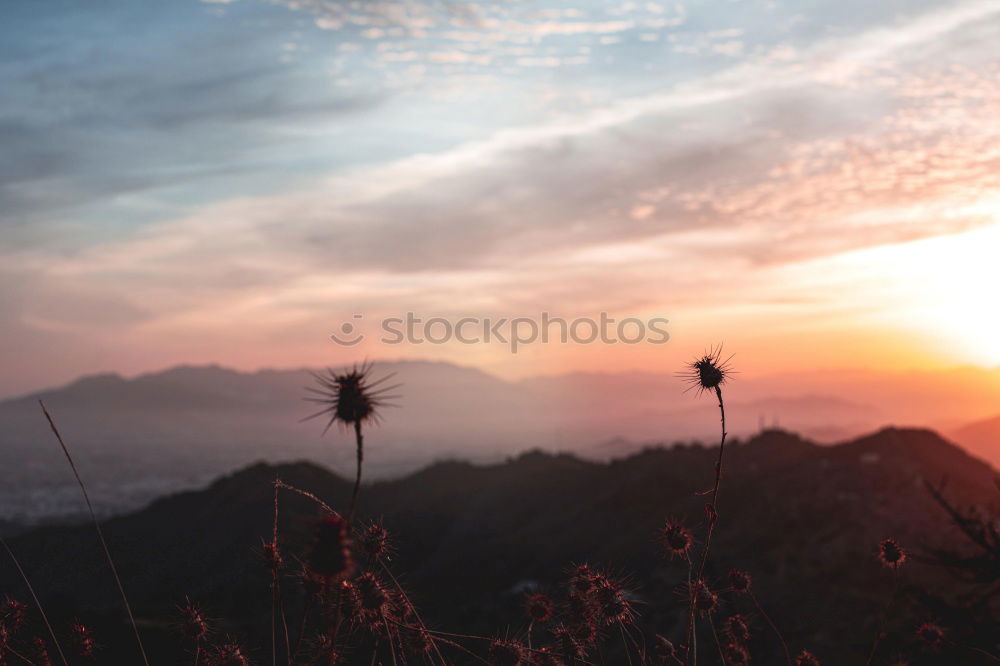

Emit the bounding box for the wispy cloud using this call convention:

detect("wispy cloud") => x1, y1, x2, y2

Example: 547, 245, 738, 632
1, 0, 998, 393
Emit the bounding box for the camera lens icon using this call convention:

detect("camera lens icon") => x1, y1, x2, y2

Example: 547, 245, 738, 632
330, 314, 364, 346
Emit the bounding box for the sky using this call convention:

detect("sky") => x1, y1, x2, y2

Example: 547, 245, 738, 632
1, 0, 999, 398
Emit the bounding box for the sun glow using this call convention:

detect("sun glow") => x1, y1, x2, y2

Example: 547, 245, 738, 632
836, 218, 1000, 366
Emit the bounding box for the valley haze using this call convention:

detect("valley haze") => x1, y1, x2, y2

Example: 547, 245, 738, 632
1, 358, 997, 524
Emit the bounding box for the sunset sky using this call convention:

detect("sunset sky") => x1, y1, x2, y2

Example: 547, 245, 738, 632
2, 0, 999, 397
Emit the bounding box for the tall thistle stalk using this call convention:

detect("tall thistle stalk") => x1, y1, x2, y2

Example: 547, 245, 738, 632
303, 363, 399, 522
679, 347, 732, 665
680, 347, 732, 576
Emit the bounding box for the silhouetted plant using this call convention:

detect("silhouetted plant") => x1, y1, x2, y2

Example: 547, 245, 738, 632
304, 363, 400, 523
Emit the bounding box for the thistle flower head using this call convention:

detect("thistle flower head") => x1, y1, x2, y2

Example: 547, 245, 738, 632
653, 634, 677, 660
595, 578, 631, 624
553, 626, 586, 661
304, 362, 399, 433
916, 622, 944, 647
728, 568, 753, 594
691, 580, 718, 615
207, 640, 250, 666
180, 597, 209, 642
725, 642, 751, 665
307, 514, 354, 582
525, 593, 554, 623
680, 346, 733, 394
878, 538, 906, 569
1, 598, 26, 634
69, 621, 97, 659
307, 634, 343, 666
530, 647, 563, 666
724, 614, 751, 643
661, 520, 693, 557
568, 564, 597, 596
489, 638, 528, 666
401, 618, 434, 656
795, 650, 821, 666
361, 521, 391, 561
357, 572, 389, 614
32, 638, 52, 666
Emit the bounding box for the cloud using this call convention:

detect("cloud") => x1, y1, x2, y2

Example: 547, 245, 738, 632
2, 0, 999, 393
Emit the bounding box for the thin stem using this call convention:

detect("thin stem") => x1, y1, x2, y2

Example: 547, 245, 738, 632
274, 480, 336, 515
620, 623, 635, 666
380, 561, 448, 666
291, 593, 313, 662
5, 647, 33, 665
382, 610, 399, 666
685, 551, 697, 666
866, 568, 900, 666
349, 420, 364, 523
707, 616, 727, 666
270, 477, 292, 666
696, 386, 727, 581
751, 592, 791, 666
40, 401, 150, 666
947, 639, 1000, 663
1, 536, 69, 666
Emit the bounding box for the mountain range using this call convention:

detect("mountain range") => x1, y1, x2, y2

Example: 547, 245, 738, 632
0, 360, 998, 522
0, 427, 996, 664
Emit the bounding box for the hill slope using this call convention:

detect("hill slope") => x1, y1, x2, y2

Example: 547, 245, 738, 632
952, 412, 1000, 466
1, 427, 996, 663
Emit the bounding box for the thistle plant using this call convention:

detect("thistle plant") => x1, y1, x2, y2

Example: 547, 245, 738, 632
679, 346, 732, 664
304, 362, 399, 522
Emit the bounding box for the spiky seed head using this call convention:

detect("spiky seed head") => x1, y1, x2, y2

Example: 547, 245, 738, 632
653, 634, 676, 660
304, 363, 400, 433
180, 598, 209, 641
308, 634, 343, 666
530, 647, 564, 666
338, 580, 362, 619
308, 515, 354, 581
725, 642, 751, 665
70, 622, 96, 659
32, 638, 53, 666
401, 620, 433, 655
729, 568, 752, 593
879, 538, 906, 569
207, 641, 250, 666
356, 572, 391, 627
725, 614, 751, 643
680, 347, 733, 394
573, 621, 598, 645
1, 598, 26, 633
569, 564, 597, 596
796, 650, 821, 666
525, 593, 554, 622
691, 580, 718, 615
595, 579, 630, 624
489, 638, 528, 666
916, 622, 944, 647
362, 521, 391, 561
661, 521, 693, 557
261, 539, 283, 569
554, 626, 586, 660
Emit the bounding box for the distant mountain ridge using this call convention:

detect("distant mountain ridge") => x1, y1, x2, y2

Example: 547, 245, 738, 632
1, 360, 997, 522
952, 412, 1000, 467
1, 427, 996, 663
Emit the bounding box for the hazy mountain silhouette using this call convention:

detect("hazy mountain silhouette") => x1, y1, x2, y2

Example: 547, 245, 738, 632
952, 413, 1000, 468
1, 427, 996, 663
1, 361, 997, 522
